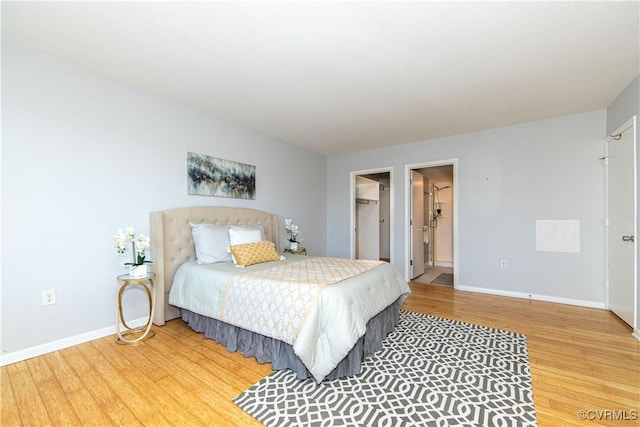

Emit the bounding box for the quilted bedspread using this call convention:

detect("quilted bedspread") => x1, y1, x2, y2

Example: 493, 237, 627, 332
169, 256, 410, 382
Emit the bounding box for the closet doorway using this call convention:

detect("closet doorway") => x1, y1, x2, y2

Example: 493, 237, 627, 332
405, 160, 457, 285
350, 169, 393, 262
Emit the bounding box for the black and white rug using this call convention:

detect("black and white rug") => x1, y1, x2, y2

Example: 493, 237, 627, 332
234, 311, 537, 427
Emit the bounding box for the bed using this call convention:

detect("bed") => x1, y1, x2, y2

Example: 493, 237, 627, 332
150, 206, 410, 382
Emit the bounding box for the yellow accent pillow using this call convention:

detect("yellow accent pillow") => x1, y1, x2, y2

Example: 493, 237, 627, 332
229, 241, 280, 267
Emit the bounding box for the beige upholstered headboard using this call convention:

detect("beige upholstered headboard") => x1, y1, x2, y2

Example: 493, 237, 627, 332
150, 206, 280, 325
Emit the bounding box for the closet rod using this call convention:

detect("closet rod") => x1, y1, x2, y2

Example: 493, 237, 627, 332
356, 198, 378, 205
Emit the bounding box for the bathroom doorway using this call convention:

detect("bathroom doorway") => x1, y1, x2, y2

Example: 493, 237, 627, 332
405, 160, 457, 285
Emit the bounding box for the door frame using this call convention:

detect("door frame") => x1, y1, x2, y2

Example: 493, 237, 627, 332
404, 159, 458, 284
350, 167, 394, 262
605, 115, 638, 338
410, 170, 426, 279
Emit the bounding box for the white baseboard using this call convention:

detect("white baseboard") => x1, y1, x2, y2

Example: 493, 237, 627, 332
0, 316, 148, 366
454, 285, 606, 309
435, 261, 453, 268
633, 329, 640, 341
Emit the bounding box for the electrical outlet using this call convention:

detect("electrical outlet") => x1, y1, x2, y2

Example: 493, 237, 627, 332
500, 260, 508, 269
42, 289, 56, 306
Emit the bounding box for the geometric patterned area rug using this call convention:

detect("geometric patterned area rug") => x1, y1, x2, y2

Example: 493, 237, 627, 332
234, 311, 537, 426
431, 272, 454, 286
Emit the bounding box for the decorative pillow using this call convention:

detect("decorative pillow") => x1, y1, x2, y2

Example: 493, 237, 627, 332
229, 241, 280, 267
228, 225, 265, 246
190, 223, 232, 264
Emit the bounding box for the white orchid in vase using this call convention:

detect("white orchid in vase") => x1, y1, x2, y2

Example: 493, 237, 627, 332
284, 219, 303, 251
283, 219, 301, 243
114, 227, 152, 276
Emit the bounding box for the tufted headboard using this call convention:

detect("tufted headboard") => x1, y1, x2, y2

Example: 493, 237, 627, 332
150, 206, 280, 325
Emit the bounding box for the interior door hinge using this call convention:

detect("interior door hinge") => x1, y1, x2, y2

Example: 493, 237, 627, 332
410, 260, 413, 266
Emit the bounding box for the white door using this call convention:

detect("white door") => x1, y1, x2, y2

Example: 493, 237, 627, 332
356, 177, 380, 260
356, 202, 380, 260
607, 117, 637, 327
411, 171, 425, 279
379, 182, 391, 260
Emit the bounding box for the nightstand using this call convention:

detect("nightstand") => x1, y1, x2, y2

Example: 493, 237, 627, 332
115, 273, 156, 345
284, 247, 307, 256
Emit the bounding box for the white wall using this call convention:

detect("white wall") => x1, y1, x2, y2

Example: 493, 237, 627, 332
1, 43, 326, 358
328, 110, 606, 306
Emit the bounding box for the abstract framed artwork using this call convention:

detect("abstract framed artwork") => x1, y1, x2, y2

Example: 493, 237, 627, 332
187, 152, 256, 199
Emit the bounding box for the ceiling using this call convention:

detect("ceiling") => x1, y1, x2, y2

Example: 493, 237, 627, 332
2, 1, 639, 156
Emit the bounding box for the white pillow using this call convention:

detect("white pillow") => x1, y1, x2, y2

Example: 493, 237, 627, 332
228, 225, 265, 246
190, 223, 232, 264
228, 225, 265, 264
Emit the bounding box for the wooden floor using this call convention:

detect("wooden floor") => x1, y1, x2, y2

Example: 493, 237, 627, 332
2, 283, 639, 426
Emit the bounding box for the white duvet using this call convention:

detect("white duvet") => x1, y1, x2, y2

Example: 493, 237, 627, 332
169, 255, 410, 382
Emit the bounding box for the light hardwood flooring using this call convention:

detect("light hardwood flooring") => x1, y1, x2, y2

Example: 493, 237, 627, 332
2, 283, 639, 426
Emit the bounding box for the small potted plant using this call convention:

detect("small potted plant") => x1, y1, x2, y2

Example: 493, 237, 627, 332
115, 227, 153, 277
283, 219, 301, 251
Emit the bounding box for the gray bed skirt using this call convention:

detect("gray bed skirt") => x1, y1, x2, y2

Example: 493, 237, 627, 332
180, 297, 403, 381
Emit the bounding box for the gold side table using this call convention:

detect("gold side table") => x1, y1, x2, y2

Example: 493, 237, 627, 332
116, 273, 156, 345
284, 247, 307, 256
